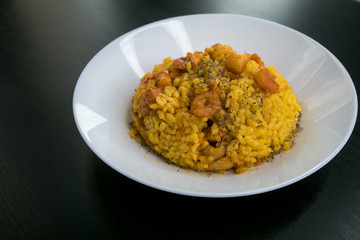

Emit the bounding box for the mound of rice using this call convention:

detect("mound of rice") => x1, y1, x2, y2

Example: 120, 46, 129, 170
130, 44, 301, 173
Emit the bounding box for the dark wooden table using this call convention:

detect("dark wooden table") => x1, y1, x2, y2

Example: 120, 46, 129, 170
1, 0, 360, 239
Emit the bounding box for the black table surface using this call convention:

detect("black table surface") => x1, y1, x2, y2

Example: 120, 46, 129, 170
1, 0, 360, 239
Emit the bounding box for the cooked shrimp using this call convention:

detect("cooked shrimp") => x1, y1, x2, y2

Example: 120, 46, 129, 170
208, 156, 234, 171
250, 53, 264, 67
173, 52, 201, 70
202, 145, 226, 159
206, 43, 234, 61
188, 52, 201, 65
190, 91, 222, 118
255, 68, 279, 93
153, 70, 171, 89
140, 86, 161, 116
224, 53, 250, 74
173, 57, 187, 70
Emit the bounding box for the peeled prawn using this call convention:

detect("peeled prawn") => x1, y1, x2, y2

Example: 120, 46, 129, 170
224, 53, 250, 74
250, 53, 264, 67
202, 145, 226, 159
153, 70, 171, 89
255, 68, 279, 93
208, 157, 234, 171
173, 57, 187, 70
140, 86, 161, 116
206, 43, 234, 61
190, 91, 222, 118
173, 52, 201, 70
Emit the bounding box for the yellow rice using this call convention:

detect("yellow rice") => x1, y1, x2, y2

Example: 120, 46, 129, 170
129, 44, 301, 174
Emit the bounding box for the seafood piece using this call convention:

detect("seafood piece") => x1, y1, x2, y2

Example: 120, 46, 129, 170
173, 52, 201, 70
173, 57, 187, 70
255, 68, 279, 93
208, 157, 234, 171
224, 53, 250, 74
190, 91, 222, 118
206, 43, 234, 61
202, 145, 226, 159
250, 53, 264, 67
140, 86, 161, 116
153, 70, 171, 89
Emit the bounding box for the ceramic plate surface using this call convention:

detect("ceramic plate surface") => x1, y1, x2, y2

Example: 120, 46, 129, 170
73, 14, 357, 197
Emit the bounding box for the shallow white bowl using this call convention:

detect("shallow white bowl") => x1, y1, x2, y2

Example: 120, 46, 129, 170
73, 14, 357, 197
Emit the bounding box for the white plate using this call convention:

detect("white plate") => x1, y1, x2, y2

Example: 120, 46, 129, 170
73, 14, 357, 197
